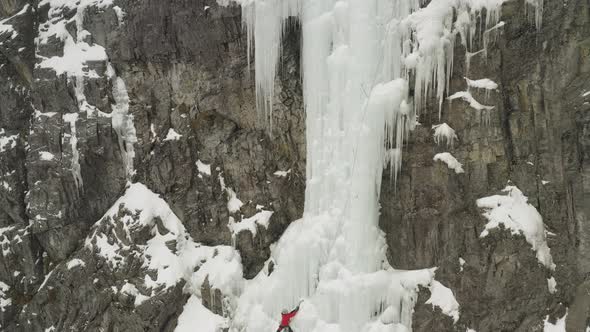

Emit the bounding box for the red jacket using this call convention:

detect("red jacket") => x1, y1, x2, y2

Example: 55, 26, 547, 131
280, 307, 299, 327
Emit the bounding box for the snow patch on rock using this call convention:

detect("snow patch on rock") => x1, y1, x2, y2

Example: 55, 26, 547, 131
448, 90, 494, 111
273, 169, 291, 177
36, 0, 113, 77
434, 152, 465, 174
226, 189, 243, 214
196, 160, 212, 176
432, 123, 458, 148
0, 281, 11, 312
66, 258, 86, 270
426, 280, 460, 323
85, 183, 245, 307
547, 277, 557, 294
543, 311, 566, 332
0, 4, 29, 40
175, 295, 228, 332
120, 282, 150, 306
219, 173, 243, 213
164, 128, 183, 141
0, 129, 18, 153
465, 77, 498, 90
477, 185, 555, 270
39, 151, 55, 161
459, 257, 466, 272
229, 210, 274, 239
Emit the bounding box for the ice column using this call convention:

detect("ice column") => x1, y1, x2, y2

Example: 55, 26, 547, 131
233, 1, 424, 331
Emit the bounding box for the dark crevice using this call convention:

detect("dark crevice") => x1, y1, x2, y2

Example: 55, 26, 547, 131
499, 90, 516, 171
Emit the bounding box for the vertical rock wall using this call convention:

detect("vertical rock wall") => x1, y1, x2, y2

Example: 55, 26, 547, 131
0, 0, 588, 331
380, 1, 590, 331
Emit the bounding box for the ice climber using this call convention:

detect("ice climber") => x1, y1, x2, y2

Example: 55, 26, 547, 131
277, 301, 302, 332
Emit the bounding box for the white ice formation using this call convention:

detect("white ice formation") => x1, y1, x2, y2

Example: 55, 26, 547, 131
222, 0, 518, 331
477, 185, 555, 270
434, 152, 465, 174
432, 123, 458, 147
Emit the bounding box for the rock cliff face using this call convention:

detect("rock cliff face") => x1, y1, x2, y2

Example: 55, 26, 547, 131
0, 0, 587, 331
381, 1, 590, 330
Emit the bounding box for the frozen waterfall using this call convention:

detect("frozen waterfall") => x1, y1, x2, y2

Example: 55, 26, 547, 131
228, 0, 508, 331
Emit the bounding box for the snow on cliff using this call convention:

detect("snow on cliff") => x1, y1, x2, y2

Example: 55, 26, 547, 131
477, 185, 555, 270
85, 183, 244, 310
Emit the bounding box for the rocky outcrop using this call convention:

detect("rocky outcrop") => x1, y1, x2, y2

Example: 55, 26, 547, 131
381, 0, 590, 331
1, 0, 303, 329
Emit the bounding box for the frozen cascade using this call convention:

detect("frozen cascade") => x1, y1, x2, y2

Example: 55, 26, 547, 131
525, 0, 543, 31
229, 0, 515, 331
62, 113, 83, 188
107, 63, 138, 179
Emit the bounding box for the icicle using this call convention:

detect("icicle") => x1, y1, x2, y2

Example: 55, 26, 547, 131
455, 10, 472, 50
448, 90, 494, 111
240, 0, 302, 129
525, 0, 543, 31
402, 0, 456, 119
62, 112, 83, 189
482, 21, 505, 58
107, 64, 137, 179
465, 48, 484, 75
481, 108, 491, 126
